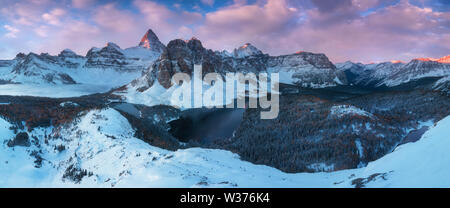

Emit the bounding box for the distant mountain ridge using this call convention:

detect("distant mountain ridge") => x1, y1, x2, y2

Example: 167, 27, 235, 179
0, 32, 163, 86
1, 28, 448, 97
336, 55, 450, 92
414, 55, 450, 64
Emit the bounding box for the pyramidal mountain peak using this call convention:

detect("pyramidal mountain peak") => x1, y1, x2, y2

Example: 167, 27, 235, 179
139, 29, 166, 53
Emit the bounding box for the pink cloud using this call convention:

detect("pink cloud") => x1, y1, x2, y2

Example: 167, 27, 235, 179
295, 0, 450, 62
0, 0, 447, 63
42, 8, 66, 25
36, 20, 102, 56
34, 25, 49, 37
3, 25, 20, 38
195, 0, 299, 51
133, 0, 203, 41
1, 2, 43, 26
72, 0, 96, 9
93, 3, 136, 32
193, 0, 449, 63
29, 1, 202, 56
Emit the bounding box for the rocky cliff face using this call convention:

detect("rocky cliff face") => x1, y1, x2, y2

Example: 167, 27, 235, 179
138, 29, 166, 53
131, 38, 346, 91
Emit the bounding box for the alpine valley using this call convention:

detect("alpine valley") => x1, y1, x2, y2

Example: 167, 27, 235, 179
0, 29, 449, 187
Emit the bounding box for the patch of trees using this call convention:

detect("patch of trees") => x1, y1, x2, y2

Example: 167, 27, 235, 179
117, 110, 181, 151
0, 94, 113, 131
62, 164, 93, 184
210, 90, 450, 173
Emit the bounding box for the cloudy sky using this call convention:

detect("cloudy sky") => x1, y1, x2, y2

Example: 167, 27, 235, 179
0, 0, 449, 63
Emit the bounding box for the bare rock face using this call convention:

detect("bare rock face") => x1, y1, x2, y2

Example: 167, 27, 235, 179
139, 29, 166, 53
139, 38, 234, 89
7, 132, 30, 147
134, 38, 346, 90
15, 53, 26, 60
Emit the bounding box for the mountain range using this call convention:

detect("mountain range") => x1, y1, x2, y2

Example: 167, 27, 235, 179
0, 29, 449, 187
1, 29, 449, 96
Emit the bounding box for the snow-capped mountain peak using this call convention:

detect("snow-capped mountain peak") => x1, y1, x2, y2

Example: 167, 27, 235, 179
105, 42, 121, 50
438, 55, 450, 63
414, 55, 450, 64
58, 49, 80, 58
390, 60, 404, 64
233, 43, 263, 58
216, 50, 232, 57
138, 29, 166, 53
14, 53, 26, 60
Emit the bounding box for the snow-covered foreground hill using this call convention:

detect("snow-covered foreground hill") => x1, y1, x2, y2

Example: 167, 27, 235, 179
1, 108, 449, 188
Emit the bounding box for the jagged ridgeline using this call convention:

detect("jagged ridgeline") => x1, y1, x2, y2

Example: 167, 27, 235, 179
0, 28, 449, 182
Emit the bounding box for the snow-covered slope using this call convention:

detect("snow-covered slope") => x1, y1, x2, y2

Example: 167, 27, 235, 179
268, 52, 345, 88
329, 105, 374, 119
233, 43, 263, 58
84, 42, 160, 71
1, 107, 449, 187
336, 61, 405, 87
338, 115, 450, 188
0, 30, 164, 97
1, 28, 347, 99
382, 58, 450, 87
0, 108, 339, 187
0, 43, 160, 86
